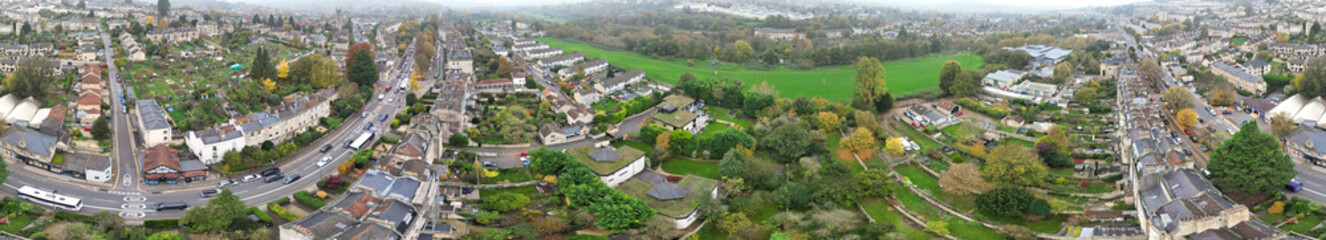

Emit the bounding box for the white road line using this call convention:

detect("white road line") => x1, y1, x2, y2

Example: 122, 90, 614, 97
1303, 187, 1326, 199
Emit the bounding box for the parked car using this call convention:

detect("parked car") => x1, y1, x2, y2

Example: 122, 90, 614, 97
241, 174, 262, 182
317, 156, 333, 167
260, 168, 281, 177
263, 174, 285, 183
320, 144, 333, 153
284, 174, 302, 184
217, 180, 237, 188
363, 122, 374, 130
379, 114, 389, 122
482, 161, 498, 168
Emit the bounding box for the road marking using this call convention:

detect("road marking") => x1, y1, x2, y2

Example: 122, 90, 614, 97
121, 175, 133, 187
1303, 187, 1326, 199
124, 196, 147, 202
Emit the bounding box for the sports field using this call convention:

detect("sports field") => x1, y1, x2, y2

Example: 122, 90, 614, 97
538, 37, 985, 102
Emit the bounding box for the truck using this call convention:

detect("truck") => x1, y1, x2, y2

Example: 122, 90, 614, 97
349, 131, 375, 150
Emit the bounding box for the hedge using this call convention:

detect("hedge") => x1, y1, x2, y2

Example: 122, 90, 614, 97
55, 211, 93, 223
955, 98, 1009, 119
143, 219, 179, 230
267, 203, 298, 221
293, 191, 327, 210
272, 197, 291, 206
380, 136, 401, 144
248, 207, 273, 223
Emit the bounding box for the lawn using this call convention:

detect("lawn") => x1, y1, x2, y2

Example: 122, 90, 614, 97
897, 165, 940, 193
860, 198, 935, 240
949, 219, 1007, 240
0, 215, 31, 233
484, 169, 532, 184
540, 37, 984, 102
660, 157, 720, 179
699, 123, 730, 139
1281, 215, 1322, 233
611, 141, 655, 156
892, 121, 941, 151
1006, 138, 1035, 148
478, 185, 539, 197
704, 106, 753, 128
591, 100, 619, 112
989, 214, 1068, 234
941, 123, 985, 139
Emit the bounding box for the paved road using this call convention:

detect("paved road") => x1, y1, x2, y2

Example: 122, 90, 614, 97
1, 35, 422, 220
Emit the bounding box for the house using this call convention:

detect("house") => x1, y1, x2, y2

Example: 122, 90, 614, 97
983, 70, 1026, 88
136, 100, 172, 147
539, 124, 587, 145
538, 53, 584, 68
142, 144, 207, 185
1138, 169, 1256, 239
475, 78, 513, 92
353, 169, 424, 204
1243, 60, 1271, 76
183, 125, 246, 165
319, 192, 414, 238
1290, 58, 1312, 73
512, 72, 526, 87
564, 108, 595, 125
595, 69, 646, 94
1212, 62, 1267, 95
1286, 124, 1326, 166
524, 47, 562, 59
618, 174, 720, 228
573, 87, 601, 106
653, 109, 700, 133
512, 42, 549, 52
0, 127, 59, 164
279, 211, 359, 240
558, 59, 609, 79
446, 50, 473, 74
234, 90, 334, 147
1005, 45, 1072, 68
374, 155, 430, 179
569, 145, 647, 187
1101, 57, 1126, 77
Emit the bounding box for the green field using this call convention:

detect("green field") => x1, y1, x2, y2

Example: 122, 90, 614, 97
661, 157, 720, 179
538, 38, 984, 102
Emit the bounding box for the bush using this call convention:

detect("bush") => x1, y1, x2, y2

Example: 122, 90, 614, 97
294, 191, 327, 210
267, 203, 298, 221
55, 211, 93, 223
955, 98, 1009, 118
272, 197, 291, 206
380, 136, 401, 144
565, 235, 610, 240
248, 207, 273, 223
1101, 174, 1123, 183
143, 219, 180, 230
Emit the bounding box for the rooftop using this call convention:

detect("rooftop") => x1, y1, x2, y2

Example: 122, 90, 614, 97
618, 174, 718, 217
569, 145, 646, 175
652, 110, 699, 128
137, 99, 171, 130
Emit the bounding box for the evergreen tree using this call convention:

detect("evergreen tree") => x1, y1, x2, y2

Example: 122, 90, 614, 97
250, 47, 272, 81
157, 0, 170, 16
346, 49, 378, 86
1207, 122, 1297, 195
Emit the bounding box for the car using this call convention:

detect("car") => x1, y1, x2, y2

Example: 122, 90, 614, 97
1182, 148, 1192, 156
362, 111, 370, 118
1222, 110, 1232, 115
363, 122, 374, 130
1170, 131, 1178, 138
217, 179, 237, 188
241, 174, 262, 182
284, 174, 302, 184
378, 94, 385, 99
320, 144, 333, 153
260, 168, 281, 177
345, 139, 354, 148
318, 156, 333, 167
482, 161, 498, 168
263, 174, 285, 183
155, 202, 189, 211
1189, 135, 1198, 142
1198, 145, 1209, 151
379, 114, 390, 122
201, 189, 219, 198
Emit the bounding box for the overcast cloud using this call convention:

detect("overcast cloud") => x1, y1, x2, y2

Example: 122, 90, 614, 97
420, 0, 1148, 10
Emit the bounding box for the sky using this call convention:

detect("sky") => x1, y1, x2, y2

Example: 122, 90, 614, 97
423, 0, 1150, 10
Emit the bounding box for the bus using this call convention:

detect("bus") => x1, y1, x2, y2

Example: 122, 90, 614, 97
1287, 179, 1304, 193
16, 186, 83, 211
349, 131, 375, 150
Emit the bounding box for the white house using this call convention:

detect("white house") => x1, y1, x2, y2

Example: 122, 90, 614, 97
594, 69, 645, 94
983, 70, 1026, 88
571, 145, 647, 187
183, 125, 246, 164
136, 99, 173, 147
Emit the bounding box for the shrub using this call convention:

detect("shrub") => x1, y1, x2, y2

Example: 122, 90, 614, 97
380, 136, 401, 144
55, 211, 93, 223
272, 197, 291, 206
1269, 201, 1286, 215
267, 203, 298, 221
143, 219, 180, 230
248, 207, 273, 223
294, 191, 327, 210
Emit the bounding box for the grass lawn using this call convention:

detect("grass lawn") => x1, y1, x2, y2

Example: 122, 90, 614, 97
860, 198, 935, 240
897, 165, 940, 193
1230, 36, 1248, 45
949, 219, 1007, 240
1282, 215, 1322, 233
478, 185, 539, 197
591, 100, 619, 112
612, 141, 655, 156
484, 169, 532, 184
660, 157, 720, 179
704, 106, 753, 128
0, 215, 31, 233
540, 37, 984, 102
989, 214, 1068, 234
892, 121, 940, 151
699, 123, 730, 139
941, 123, 985, 139
1006, 138, 1035, 148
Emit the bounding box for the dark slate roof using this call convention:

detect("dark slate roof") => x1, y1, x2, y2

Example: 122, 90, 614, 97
589, 148, 622, 162
1140, 185, 1170, 215
0, 127, 57, 158
1245, 59, 1270, 69
1164, 169, 1217, 199
179, 160, 207, 172
136, 99, 170, 130
287, 211, 355, 239
1288, 126, 1326, 154
1231, 220, 1281, 239
602, 69, 644, 89
645, 183, 691, 200
1191, 229, 1242, 240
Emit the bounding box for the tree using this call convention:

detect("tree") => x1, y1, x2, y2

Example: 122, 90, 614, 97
938, 60, 962, 96
1210, 83, 1237, 106
639, 124, 667, 144
707, 128, 755, 158
496, 56, 515, 78
1162, 86, 1193, 113
261, 78, 276, 91
146, 233, 184, 240
157, 0, 170, 16
1302, 58, 1326, 98
77, 0, 86, 9
813, 111, 840, 132
89, 117, 112, 141
761, 48, 779, 65
1073, 87, 1098, 103
883, 137, 904, 156
668, 130, 693, 155
448, 134, 469, 147
857, 168, 895, 197
728, 40, 754, 62
718, 150, 746, 179
975, 188, 1038, 219
940, 163, 990, 196
851, 57, 888, 111
482, 192, 530, 212
1035, 125, 1070, 152
1039, 147, 1073, 168
950, 70, 982, 97
276, 60, 289, 79
1271, 112, 1296, 139
250, 47, 272, 81
1176, 108, 1198, 130
1053, 62, 1073, 83
345, 43, 375, 67
181, 188, 248, 233
311, 56, 342, 89
761, 123, 816, 163
924, 221, 950, 235
1208, 122, 1297, 195
346, 47, 378, 86
983, 144, 1047, 186
843, 128, 879, 152
9, 58, 53, 100
716, 212, 755, 235
59, 223, 108, 240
